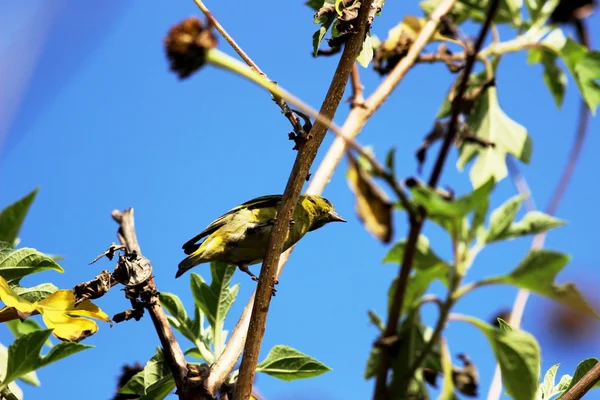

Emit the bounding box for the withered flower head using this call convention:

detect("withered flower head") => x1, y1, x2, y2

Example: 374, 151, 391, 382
164, 17, 218, 79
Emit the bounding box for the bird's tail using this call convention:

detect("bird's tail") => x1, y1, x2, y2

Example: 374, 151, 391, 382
176, 253, 204, 279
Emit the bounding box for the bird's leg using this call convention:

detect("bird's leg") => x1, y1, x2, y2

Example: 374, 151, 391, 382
238, 265, 258, 281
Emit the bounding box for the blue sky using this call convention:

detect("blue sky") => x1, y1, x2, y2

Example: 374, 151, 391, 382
1, 1, 600, 399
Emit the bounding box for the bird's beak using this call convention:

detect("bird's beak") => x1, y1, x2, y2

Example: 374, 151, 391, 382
328, 210, 347, 223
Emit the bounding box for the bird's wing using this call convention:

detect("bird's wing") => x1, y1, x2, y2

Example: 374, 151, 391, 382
182, 195, 282, 255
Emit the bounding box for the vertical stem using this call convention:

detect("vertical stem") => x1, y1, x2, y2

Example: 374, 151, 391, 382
372, 1, 501, 398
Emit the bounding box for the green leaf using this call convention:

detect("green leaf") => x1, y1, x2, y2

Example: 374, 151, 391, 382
120, 348, 175, 399
385, 235, 450, 315
561, 38, 600, 115
41, 341, 91, 366
484, 195, 523, 242
460, 315, 540, 400
312, 14, 334, 57
556, 374, 572, 393
256, 345, 331, 381
383, 235, 446, 269
368, 310, 384, 332
190, 263, 239, 331
11, 282, 58, 303
556, 358, 600, 399
496, 318, 514, 332
356, 31, 374, 67
490, 211, 565, 242
160, 292, 188, 322
528, 47, 567, 108
160, 292, 195, 341
496, 250, 599, 318
410, 179, 494, 220
460, 87, 532, 188
1, 330, 90, 389
0, 244, 64, 284
160, 292, 213, 363
389, 264, 450, 316
364, 347, 380, 379
0, 189, 38, 247
6, 319, 52, 350
390, 311, 440, 395
0, 343, 40, 387
537, 363, 560, 399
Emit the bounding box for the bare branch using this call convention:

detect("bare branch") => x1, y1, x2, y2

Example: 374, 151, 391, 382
193, 0, 305, 138
561, 361, 600, 400
111, 209, 207, 400
349, 63, 366, 108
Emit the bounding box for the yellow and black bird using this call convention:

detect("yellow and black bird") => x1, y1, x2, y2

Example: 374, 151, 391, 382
177, 194, 346, 279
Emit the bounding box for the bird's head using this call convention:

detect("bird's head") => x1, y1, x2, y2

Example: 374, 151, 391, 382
302, 195, 346, 232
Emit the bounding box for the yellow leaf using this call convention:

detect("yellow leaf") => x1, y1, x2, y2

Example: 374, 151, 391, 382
346, 153, 393, 243
0, 276, 37, 317
37, 290, 111, 342
0, 275, 110, 342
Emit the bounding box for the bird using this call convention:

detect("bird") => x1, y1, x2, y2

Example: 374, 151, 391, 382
176, 194, 346, 280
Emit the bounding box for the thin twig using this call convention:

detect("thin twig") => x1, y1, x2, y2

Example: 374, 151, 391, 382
561, 361, 600, 400
111, 209, 205, 400
233, 2, 375, 399
349, 63, 366, 107
193, 0, 305, 138
372, 1, 501, 398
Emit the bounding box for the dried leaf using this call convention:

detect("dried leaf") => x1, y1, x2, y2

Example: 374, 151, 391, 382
346, 152, 393, 243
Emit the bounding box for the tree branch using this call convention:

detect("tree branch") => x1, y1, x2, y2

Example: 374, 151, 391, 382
233, 2, 374, 399
349, 63, 366, 107
193, 0, 306, 138
561, 360, 600, 400
111, 209, 206, 400
373, 1, 501, 398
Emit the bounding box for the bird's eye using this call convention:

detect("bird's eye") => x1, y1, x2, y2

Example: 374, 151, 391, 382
323, 198, 332, 207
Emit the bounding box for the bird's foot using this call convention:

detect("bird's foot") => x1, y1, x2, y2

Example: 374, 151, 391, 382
238, 265, 258, 281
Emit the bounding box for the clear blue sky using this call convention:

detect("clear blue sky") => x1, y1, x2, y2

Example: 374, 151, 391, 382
1, 1, 599, 399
